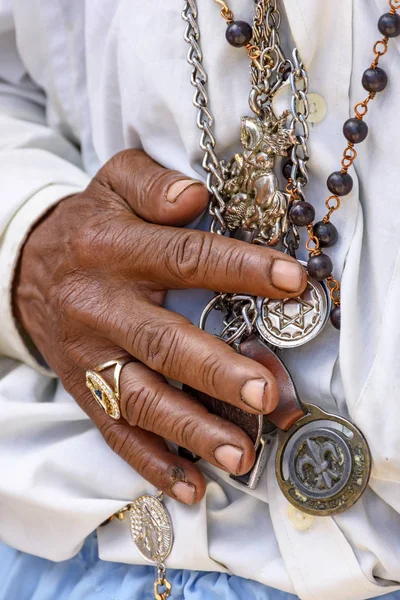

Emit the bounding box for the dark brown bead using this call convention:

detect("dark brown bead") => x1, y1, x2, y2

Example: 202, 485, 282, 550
330, 306, 341, 330
343, 118, 368, 144
289, 202, 315, 227
362, 67, 388, 93
282, 158, 293, 180
307, 253, 333, 280
314, 221, 339, 248
378, 12, 400, 38
327, 171, 353, 196
226, 21, 252, 47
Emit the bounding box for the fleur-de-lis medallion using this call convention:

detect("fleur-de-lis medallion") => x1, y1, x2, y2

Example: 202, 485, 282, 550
276, 404, 371, 517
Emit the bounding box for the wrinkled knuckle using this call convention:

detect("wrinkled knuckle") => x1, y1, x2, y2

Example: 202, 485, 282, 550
167, 231, 212, 282
101, 150, 130, 184
223, 245, 247, 278
171, 414, 198, 449
123, 382, 162, 428
130, 319, 187, 373
133, 446, 154, 479
100, 149, 144, 193
200, 352, 224, 396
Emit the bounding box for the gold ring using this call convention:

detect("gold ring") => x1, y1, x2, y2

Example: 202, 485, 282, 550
86, 357, 132, 420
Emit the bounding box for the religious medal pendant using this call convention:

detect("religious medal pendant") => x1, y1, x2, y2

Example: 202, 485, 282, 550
255, 261, 332, 348
276, 404, 371, 516
110, 492, 174, 600
129, 492, 173, 600
238, 336, 371, 516
222, 109, 294, 248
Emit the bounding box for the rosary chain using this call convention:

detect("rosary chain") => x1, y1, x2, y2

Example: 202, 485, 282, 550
306, 0, 399, 307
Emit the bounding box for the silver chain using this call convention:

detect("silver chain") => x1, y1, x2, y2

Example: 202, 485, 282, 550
182, 1, 227, 235
183, 0, 311, 341
249, 0, 289, 117
182, 0, 310, 242
289, 49, 310, 199
283, 48, 310, 255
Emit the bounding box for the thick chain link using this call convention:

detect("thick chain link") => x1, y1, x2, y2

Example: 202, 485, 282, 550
183, 0, 310, 241
182, 1, 228, 234
289, 49, 310, 200
249, 0, 289, 116
283, 49, 310, 255
154, 564, 172, 600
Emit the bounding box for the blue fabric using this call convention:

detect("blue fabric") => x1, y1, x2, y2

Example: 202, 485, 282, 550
0, 533, 399, 600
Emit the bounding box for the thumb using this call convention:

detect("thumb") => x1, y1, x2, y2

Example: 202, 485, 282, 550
99, 149, 209, 226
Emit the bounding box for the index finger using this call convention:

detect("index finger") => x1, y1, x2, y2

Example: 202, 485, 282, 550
113, 219, 307, 298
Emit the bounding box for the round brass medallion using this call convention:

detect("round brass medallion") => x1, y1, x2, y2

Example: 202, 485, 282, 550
276, 404, 371, 516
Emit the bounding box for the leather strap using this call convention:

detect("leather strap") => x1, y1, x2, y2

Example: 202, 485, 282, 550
184, 335, 306, 442
239, 336, 306, 431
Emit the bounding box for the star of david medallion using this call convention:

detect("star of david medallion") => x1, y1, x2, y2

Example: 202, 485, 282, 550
129, 494, 173, 564
255, 267, 331, 348
276, 404, 371, 516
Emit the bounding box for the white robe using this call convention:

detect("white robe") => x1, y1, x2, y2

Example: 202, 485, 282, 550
0, 1, 399, 598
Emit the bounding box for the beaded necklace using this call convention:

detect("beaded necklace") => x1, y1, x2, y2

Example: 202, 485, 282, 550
181, 0, 400, 517
213, 0, 400, 332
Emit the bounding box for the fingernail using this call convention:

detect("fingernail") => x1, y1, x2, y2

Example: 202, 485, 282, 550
166, 179, 205, 203
214, 445, 243, 474
241, 378, 269, 412
172, 481, 196, 505
271, 259, 304, 293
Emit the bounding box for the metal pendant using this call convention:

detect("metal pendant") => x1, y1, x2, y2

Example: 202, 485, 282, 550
129, 493, 173, 564
222, 110, 296, 246
276, 404, 371, 516
256, 263, 331, 348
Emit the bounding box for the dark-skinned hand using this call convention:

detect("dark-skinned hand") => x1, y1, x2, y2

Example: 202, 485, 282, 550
14, 150, 307, 505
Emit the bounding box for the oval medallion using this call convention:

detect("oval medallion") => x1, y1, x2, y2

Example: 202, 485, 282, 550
276, 404, 371, 516
129, 495, 173, 563
256, 269, 331, 348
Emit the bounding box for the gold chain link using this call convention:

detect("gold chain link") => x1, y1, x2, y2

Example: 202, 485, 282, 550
327, 276, 341, 306
305, 224, 321, 255
213, 0, 234, 22
154, 565, 172, 600
341, 143, 357, 171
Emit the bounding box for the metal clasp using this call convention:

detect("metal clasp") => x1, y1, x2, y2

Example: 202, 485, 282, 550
231, 431, 277, 490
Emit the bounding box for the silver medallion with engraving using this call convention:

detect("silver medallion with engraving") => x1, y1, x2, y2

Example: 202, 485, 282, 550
276, 404, 371, 517
129, 493, 173, 564
256, 262, 331, 348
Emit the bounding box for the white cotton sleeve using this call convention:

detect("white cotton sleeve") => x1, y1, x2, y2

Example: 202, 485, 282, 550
0, 8, 90, 372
